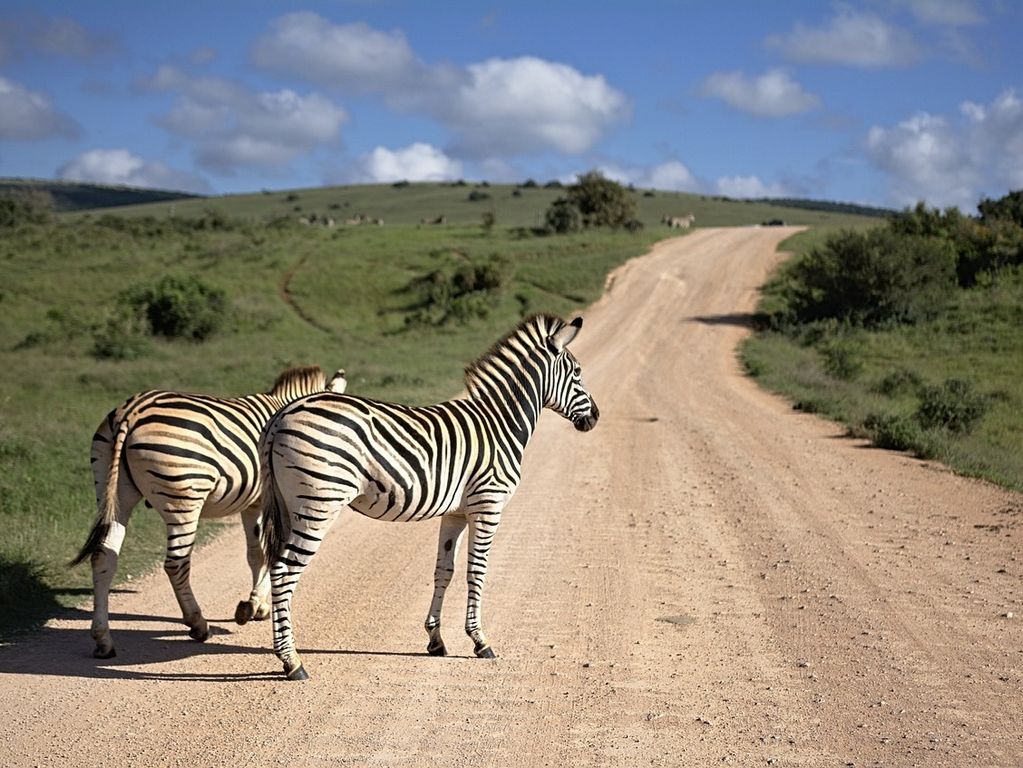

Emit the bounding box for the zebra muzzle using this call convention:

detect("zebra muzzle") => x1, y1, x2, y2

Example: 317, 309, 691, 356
573, 401, 600, 432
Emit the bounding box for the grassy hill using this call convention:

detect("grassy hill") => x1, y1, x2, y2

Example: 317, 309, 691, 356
68, 180, 884, 229
0, 177, 200, 212
0, 181, 880, 639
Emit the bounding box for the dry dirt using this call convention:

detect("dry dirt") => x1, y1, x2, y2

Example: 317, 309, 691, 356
2, 227, 1020, 767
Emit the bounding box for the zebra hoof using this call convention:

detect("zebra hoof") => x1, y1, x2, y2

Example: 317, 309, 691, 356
188, 625, 210, 642
427, 640, 447, 657
474, 644, 496, 659
234, 601, 254, 625
93, 645, 116, 659
285, 664, 309, 681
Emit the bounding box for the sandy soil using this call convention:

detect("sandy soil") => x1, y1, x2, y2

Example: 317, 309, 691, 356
2, 227, 1020, 767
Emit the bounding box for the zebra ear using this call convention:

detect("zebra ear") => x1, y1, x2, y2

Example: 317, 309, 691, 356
548, 317, 582, 352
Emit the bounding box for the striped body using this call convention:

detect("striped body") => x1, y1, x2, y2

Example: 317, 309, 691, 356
74, 366, 345, 659
261, 314, 598, 679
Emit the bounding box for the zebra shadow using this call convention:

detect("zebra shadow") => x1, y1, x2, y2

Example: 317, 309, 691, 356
689, 312, 760, 328
0, 617, 458, 682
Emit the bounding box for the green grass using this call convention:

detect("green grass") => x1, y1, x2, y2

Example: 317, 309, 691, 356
0, 185, 878, 640
742, 231, 1023, 491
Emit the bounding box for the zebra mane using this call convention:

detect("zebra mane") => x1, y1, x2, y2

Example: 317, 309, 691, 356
267, 365, 327, 396
463, 313, 565, 392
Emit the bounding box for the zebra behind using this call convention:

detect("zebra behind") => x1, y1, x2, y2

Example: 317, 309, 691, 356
72, 365, 347, 659
260, 313, 599, 680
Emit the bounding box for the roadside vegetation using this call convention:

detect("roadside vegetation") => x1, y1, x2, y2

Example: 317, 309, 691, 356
742, 190, 1023, 490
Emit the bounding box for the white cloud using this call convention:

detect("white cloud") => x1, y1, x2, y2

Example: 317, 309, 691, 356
57, 148, 212, 193
252, 15, 627, 159
866, 89, 1023, 209
342, 143, 463, 183
442, 57, 628, 156
144, 66, 347, 174
0, 75, 78, 140
598, 160, 703, 193
701, 69, 820, 117
904, 0, 985, 26
766, 8, 921, 67
715, 175, 791, 198
251, 12, 421, 92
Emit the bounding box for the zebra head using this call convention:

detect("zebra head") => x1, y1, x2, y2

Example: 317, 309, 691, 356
545, 317, 599, 432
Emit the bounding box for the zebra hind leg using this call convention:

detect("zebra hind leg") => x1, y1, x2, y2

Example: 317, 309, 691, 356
88, 484, 141, 659
424, 513, 468, 656
235, 506, 271, 625
159, 508, 209, 642
270, 505, 345, 681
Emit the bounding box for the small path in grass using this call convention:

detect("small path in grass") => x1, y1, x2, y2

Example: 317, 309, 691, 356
277, 254, 335, 336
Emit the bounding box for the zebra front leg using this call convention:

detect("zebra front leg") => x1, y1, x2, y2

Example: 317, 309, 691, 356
160, 510, 209, 642
464, 509, 502, 658
425, 513, 468, 656
235, 506, 271, 625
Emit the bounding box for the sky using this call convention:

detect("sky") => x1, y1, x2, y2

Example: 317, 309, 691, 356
0, 1, 1021, 211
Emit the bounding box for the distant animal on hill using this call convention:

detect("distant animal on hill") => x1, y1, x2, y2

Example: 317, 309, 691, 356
662, 213, 695, 229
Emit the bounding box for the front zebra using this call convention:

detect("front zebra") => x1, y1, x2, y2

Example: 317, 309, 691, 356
71, 365, 347, 659
261, 313, 599, 680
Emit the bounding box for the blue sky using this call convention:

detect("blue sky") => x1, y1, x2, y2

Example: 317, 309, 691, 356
1, 1, 1021, 210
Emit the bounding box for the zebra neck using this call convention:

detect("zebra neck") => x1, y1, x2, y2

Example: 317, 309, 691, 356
467, 366, 543, 452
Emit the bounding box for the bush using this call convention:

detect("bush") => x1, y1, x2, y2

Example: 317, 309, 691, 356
785, 228, 957, 327
467, 190, 490, 202
405, 258, 509, 326
566, 171, 635, 229
545, 198, 582, 234
819, 341, 863, 380
123, 275, 227, 341
874, 368, 924, 397
864, 412, 921, 452
0, 191, 53, 227
916, 379, 988, 434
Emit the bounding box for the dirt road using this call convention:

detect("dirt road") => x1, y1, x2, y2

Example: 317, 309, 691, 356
2, 228, 1020, 766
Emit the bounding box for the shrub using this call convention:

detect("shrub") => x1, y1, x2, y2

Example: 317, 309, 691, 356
785, 228, 957, 326
467, 190, 490, 202
819, 341, 863, 380
0, 191, 53, 227
566, 171, 635, 229
916, 379, 988, 434
405, 258, 508, 327
123, 275, 228, 341
864, 412, 921, 452
874, 368, 924, 397
545, 198, 582, 234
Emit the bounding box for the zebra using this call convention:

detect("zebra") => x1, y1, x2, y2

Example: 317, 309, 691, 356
260, 313, 599, 680
71, 365, 347, 659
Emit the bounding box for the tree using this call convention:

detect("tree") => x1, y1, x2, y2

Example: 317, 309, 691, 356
566, 171, 635, 229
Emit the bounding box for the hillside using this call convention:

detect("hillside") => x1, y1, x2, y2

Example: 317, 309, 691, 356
66, 181, 884, 229
0, 178, 200, 212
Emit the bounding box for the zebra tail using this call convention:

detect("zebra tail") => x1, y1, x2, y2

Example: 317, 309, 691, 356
70, 417, 130, 567
259, 431, 288, 568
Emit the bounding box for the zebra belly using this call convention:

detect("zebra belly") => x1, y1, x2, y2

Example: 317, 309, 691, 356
347, 480, 461, 522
